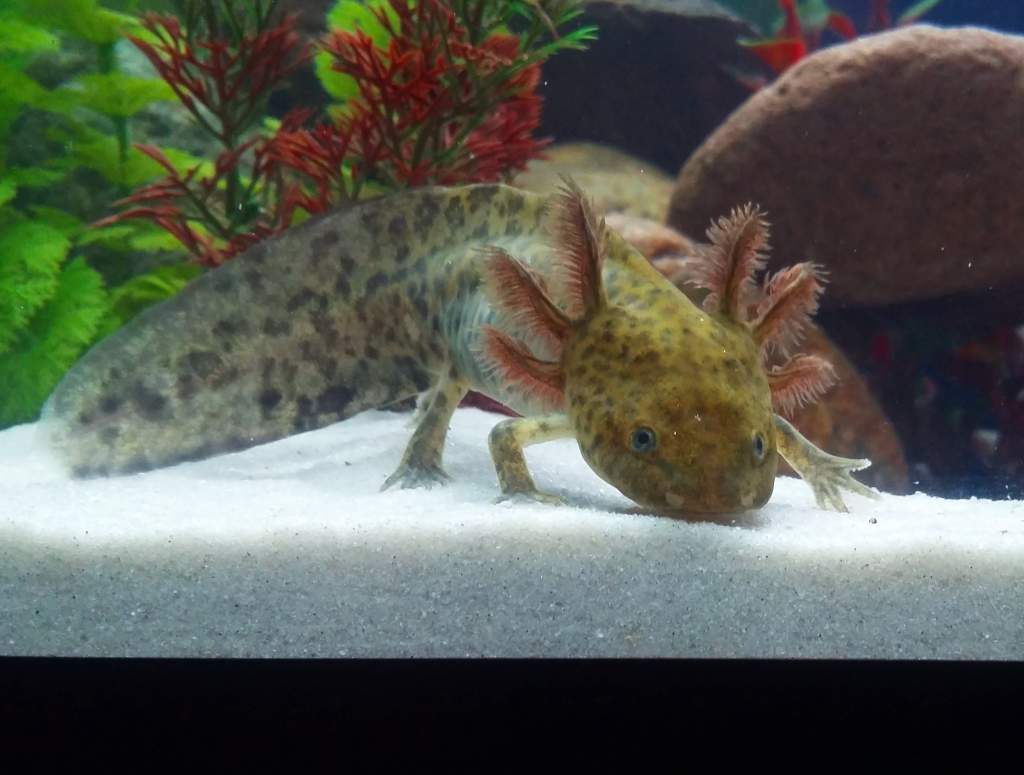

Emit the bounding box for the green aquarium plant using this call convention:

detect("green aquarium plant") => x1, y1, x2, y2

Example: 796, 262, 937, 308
0, 0, 592, 429
724, 0, 942, 84
0, 0, 199, 428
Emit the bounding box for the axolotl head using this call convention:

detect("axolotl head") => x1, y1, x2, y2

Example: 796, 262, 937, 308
562, 284, 778, 514
480, 181, 809, 515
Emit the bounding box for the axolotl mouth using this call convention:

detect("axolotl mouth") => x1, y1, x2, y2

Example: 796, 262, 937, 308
624, 445, 778, 515
663, 486, 769, 513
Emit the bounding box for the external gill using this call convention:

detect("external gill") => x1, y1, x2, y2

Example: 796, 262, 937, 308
773, 415, 880, 511
474, 179, 606, 505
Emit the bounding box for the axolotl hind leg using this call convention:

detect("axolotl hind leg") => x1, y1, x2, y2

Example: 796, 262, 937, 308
773, 415, 881, 512
488, 413, 575, 506
382, 366, 470, 490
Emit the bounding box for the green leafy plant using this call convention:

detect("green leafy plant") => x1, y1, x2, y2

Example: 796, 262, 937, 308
723, 0, 942, 85
0, 0, 594, 428
0, 0, 197, 427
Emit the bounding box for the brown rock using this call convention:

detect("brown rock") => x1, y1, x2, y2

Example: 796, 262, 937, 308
517, 143, 699, 258
668, 26, 1024, 308
516, 142, 677, 220
537, 1, 760, 173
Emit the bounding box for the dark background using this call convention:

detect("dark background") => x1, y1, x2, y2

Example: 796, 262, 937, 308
834, 0, 1024, 32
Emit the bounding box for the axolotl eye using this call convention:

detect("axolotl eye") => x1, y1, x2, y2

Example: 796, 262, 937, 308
631, 426, 657, 453
752, 431, 766, 461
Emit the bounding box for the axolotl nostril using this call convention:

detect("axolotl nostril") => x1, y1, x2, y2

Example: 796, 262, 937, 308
42, 179, 876, 515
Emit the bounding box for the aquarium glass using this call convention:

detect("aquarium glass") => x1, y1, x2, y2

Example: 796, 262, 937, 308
2, 0, 1023, 660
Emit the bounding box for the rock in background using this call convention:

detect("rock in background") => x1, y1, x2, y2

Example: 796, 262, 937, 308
667, 25, 1024, 309
668, 25, 1024, 498
537, 0, 759, 173
516, 142, 676, 220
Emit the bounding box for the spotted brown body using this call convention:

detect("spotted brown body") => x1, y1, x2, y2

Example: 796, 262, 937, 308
43, 182, 875, 514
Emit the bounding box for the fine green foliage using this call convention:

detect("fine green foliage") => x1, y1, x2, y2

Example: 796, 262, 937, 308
95, 262, 202, 339
70, 72, 176, 118
0, 0, 596, 429
898, 0, 942, 23
0, 18, 61, 56
0, 0, 198, 428
716, 0, 780, 34
0, 179, 15, 208
9, 0, 139, 45
0, 258, 108, 427
0, 218, 71, 354
721, 0, 943, 36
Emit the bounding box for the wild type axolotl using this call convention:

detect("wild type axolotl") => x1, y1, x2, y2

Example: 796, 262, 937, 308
43, 181, 876, 514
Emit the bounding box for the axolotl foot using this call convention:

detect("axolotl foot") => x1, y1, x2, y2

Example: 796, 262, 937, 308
773, 415, 882, 512
802, 453, 879, 513
495, 489, 567, 508
381, 461, 452, 491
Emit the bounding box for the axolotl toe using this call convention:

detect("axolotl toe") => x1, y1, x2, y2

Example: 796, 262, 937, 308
42, 180, 876, 515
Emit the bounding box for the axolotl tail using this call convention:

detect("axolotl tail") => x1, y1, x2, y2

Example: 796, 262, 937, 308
41, 184, 548, 476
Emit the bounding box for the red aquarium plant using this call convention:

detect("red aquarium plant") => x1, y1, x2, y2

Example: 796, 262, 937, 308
97, 1, 312, 266
740, 0, 942, 84
101, 0, 594, 266
262, 0, 592, 210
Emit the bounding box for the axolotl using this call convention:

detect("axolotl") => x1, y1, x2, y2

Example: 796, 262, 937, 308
42, 181, 875, 514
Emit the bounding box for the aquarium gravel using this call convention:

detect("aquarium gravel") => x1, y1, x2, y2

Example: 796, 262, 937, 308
1, 408, 1022, 658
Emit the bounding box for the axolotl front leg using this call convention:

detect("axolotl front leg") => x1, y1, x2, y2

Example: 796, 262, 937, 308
382, 366, 470, 490
773, 415, 880, 512
382, 369, 573, 502
488, 413, 575, 505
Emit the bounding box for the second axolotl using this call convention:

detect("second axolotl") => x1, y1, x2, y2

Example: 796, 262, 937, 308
42, 181, 876, 514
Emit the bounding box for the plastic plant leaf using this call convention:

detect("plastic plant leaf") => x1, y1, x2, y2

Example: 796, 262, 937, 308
28, 206, 84, 238
0, 219, 71, 353
65, 73, 175, 119
898, 0, 943, 25
126, 227, 185, 253
316, 0, 397, 103
12, 0, 139, 45
78, 221, 182, 253
315, 51, 360, 103
794, 0, 833, 31
0, 63, 52, 111
326, 0, 396, 48
76, 224, 137, 249
0, 257, 108, 428
0, 179, 15, 208
51, 124, 204, 187
825, 11, 856, 39
740, 36, 807, 73
6, 166, 67, 189
0, 17, 60, 55
717, 0, 784, 35
96, 262, 202, 338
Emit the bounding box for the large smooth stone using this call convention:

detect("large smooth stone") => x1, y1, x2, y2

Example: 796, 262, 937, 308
668, 25, 1024, 308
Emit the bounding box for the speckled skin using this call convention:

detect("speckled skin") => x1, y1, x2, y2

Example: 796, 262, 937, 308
562, 257, 776, 513
43, 183, 869, 513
